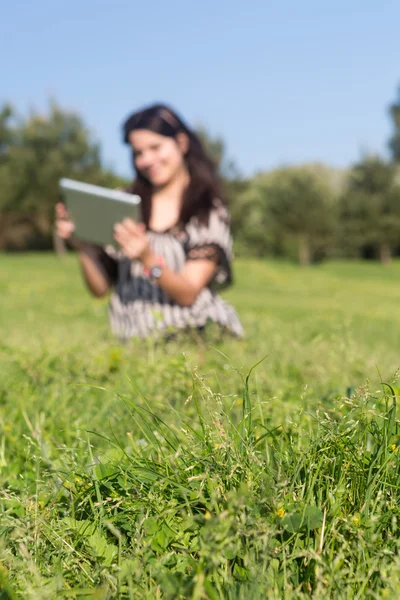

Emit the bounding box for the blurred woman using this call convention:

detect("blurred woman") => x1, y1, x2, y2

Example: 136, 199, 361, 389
55, 104, 243, 340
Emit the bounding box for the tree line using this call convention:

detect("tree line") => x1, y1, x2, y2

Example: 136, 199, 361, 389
1, 90, 400, 265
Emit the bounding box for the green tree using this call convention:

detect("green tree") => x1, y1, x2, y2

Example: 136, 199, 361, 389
265, 167, 336, 265
389, 86, 400, 162
195, 125, 238, 179
0, 103, 13, 160
0, 101, 127, 250
227, 173, 278, 258
228, 164, 342, 261
339, 156, 400, 264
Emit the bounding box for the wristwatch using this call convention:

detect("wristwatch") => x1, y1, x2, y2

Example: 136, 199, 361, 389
149, 264, 164, 280
143, 256, 165, 280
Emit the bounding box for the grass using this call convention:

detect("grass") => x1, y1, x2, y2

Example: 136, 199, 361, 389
1, 254, 400, 598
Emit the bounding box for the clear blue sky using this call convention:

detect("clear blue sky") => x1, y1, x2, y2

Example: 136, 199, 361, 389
2, 0, 399, 178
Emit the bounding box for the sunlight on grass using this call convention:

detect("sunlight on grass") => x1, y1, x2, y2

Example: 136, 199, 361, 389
1, 254, 400, 598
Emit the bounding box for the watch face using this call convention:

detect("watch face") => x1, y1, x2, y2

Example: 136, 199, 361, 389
151, 265, 163, 279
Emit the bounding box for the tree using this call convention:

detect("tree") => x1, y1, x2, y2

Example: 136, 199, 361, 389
195, 125, 239, 179
226, 164, 342, 261
265, 167, 336, 265
339, 156, 400, 264
0, 101, 127, 250
389, 86, 400, 162
0, 103, 13, 161
228, 175, 276, 257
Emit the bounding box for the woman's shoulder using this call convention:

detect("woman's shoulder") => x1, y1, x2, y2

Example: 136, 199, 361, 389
183, 199, 232, 251
210, 198, 230, 224
186, 199, 230, 230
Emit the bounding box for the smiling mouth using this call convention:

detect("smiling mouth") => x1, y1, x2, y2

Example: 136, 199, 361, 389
148, 167, 163, 176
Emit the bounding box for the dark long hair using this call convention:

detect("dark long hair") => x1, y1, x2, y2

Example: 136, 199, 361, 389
122, 104, 223, 227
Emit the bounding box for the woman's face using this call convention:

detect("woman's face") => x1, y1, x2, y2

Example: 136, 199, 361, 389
129, 129, 188, 187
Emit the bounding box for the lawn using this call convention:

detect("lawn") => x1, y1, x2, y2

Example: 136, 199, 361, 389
1, 254, 400, 599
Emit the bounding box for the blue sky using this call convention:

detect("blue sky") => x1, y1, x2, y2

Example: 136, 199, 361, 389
2, 0, 399, 178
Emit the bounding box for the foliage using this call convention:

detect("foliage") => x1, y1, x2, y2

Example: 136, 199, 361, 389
0, 101, 128, 250
389, 85, 400, 162
339, 156, 400, 263
2, 90, 400, 264
195, 125, 239, 179
229, 165, 338, 263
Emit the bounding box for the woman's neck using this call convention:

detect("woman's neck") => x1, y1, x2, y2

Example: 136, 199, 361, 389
149, 167, 190, 231
152, 167, 190, 202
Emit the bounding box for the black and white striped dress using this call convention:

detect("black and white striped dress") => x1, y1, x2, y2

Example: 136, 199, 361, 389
100, 200, 243, 340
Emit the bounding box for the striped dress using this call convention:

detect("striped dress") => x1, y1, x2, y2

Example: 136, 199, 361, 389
100, 200, 243, 340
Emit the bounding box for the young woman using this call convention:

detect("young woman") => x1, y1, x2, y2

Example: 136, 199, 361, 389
55, 104, 243, 340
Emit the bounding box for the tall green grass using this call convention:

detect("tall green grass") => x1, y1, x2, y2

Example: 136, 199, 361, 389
1, 255, 400, 598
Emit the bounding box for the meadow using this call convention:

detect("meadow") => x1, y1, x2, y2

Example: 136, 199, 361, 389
1, 254, 400, 599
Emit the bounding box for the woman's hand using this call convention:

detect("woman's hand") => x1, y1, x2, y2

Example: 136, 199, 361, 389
114, 219, 151, 262
55, 203, 92, 252
55, 202, 75, 236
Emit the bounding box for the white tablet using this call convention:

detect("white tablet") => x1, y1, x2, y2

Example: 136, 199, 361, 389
60, 178, 141, 247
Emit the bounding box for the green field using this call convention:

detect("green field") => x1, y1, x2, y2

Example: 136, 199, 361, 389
1, 254, 400, 599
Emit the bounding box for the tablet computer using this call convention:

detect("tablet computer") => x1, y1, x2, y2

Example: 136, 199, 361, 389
60, 178, 141, 247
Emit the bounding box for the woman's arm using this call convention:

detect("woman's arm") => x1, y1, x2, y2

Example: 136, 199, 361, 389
55, 203, 115, 298
77, 247, 115, 298
143, 252, 216, 306
114, 219, 217, 306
